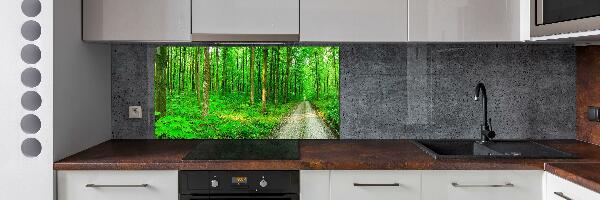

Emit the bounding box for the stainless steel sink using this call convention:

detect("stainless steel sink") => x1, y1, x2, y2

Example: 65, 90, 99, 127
411, 140, 576, 159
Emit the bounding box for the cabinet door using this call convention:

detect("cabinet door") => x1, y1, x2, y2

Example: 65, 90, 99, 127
192, 0, 299, 41
57, 170, 178, 200
83, 0, 191, 41
300, 0, 408, 42
300, 170, 330, 200
546, 172, 600, 200
330, 171, 420, 200
422, 170, 543, 200
409, 0, 528, 41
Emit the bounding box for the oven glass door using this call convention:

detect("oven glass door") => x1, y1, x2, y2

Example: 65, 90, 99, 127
538, 0, 600, 25
180, 194, 298, 200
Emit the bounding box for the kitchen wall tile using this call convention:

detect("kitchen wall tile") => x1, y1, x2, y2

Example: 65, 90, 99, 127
111, 43, 576, 140
111, 45, 155, 139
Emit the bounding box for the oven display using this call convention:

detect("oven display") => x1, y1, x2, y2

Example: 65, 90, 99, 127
232, 177, 248, 185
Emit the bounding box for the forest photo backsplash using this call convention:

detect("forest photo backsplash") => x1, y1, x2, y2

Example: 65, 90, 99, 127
154, 46, 340, 139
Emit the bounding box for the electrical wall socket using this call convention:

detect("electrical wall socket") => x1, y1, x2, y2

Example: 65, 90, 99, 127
129, 106, 143, 119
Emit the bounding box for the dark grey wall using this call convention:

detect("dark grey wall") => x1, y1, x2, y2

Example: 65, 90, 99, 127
112, 45, 155, 139
340, 44, 575, 139
112, 44, 576, 139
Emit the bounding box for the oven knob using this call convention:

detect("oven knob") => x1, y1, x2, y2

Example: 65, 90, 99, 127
259, 179, 268, 188
211, 180, 219, 188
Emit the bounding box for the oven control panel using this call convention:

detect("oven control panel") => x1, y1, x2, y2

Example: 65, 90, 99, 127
179, 170, 299, 194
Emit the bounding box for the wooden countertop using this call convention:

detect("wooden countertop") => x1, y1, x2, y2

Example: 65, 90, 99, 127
54, 139, 600, 171
54, 139, 600, 193
545, 162, 600, 194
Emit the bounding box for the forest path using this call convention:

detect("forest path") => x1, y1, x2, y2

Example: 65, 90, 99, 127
273, 101, 335, 139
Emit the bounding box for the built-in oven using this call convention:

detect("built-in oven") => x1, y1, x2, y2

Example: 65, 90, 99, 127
532, 0, 600, 37
179, 171, 299, 200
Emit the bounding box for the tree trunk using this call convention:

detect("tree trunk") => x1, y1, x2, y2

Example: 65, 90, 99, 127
314, 51, 319, 100
214, 48, 220, 92
178, 47, 184, 92
284, 47, 291, 103
195, 48, 202, 110
237, 57, 243, 92
325, 64, 329, 97
221, 48, 228, 95
261, 48, 268, 114
274, 48, 279, 106
166, 47, 172, 95
155, 47, 167, 121
250, 47, 255, 105
268, 48, 273, 103
257, 50, 261, 102
241, 48, 245, 92
332, 48, 337, 96
202, 48, 211, 117
190, 48, 195, 92
335, 51, 339, 96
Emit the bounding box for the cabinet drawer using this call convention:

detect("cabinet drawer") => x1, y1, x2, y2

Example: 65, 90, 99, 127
422, 170, 543, 200
57, 170, 178, 200
546, 172, 600, 200
330, 171, 420, 200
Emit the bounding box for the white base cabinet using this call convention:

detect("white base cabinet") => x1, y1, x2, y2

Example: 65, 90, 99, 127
330, 171, 421, 200
57, 170, 178, 200
422, 170, 543, 200
300, 170, 551, 200
545, 172, 600, 200
300, 171, 331, 200
57, 170, 600, 200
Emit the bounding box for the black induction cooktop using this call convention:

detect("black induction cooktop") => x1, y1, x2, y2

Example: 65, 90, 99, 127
183, 140, 300, 160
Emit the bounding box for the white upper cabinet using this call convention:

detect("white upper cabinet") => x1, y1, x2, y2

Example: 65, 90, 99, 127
191, 0, 300, 41
83, 0, 191, 42
409, 0, 530, 42
300, 0, 409, 42
81, 0, 532, 42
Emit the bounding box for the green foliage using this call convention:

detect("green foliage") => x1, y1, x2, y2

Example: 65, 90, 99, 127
155, 93, 296, 139
154, 46, 340, 139
312, 97, 340, 137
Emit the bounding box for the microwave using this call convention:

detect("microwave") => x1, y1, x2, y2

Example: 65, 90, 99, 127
532, 0, 600, 37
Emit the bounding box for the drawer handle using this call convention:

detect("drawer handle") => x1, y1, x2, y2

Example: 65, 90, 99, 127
353, 183, 400, 187
86, 184, 149, 188
554, 192, 573, 200
451, 182, 514, 188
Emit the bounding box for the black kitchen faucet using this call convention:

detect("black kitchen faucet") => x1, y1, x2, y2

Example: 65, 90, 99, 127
474, 83, 495, 143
